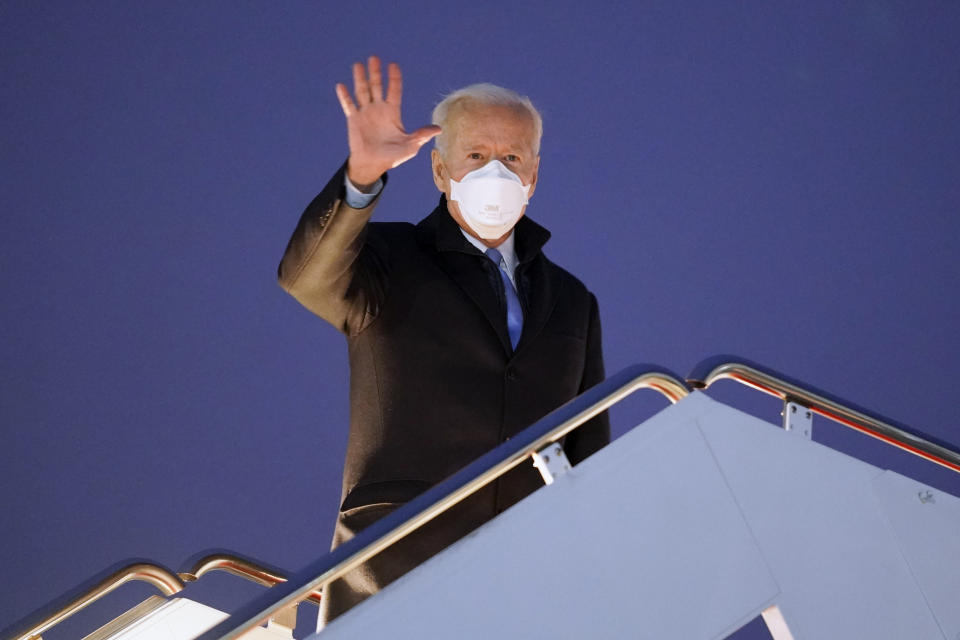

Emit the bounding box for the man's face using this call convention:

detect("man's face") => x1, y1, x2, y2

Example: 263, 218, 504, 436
431, 102, 540, 247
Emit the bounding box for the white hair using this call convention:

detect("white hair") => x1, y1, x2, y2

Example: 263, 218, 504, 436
431, 83, 543, 158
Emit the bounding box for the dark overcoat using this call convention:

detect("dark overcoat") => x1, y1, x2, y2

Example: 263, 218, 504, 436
278, 164, 610, 623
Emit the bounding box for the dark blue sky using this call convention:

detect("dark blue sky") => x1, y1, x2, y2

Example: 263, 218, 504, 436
2, 2, 959, 638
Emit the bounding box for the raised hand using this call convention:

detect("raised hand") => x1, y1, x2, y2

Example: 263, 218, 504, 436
336, 56, 442, 190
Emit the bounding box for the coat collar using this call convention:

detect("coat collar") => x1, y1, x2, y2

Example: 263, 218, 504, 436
415, 196, 562, 359
415, 195, 551, 262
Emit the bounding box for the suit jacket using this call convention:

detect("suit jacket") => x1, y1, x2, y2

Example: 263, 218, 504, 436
278, 163, 610, 623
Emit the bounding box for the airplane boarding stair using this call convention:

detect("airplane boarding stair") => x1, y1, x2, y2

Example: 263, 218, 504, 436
6, 357, 960, 640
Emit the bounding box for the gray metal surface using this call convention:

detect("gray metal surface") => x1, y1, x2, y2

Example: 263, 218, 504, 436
694, 393, 945, 639
872, 470, 960, 639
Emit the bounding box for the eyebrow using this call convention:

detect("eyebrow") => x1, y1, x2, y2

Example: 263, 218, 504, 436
460, 140, 529, 153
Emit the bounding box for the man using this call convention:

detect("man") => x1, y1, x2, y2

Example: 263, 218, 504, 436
278, 56, 609, 624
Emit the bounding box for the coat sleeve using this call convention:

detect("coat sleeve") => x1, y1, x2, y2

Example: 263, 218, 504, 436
564, 293, 611, 465
277, 162, 389, 335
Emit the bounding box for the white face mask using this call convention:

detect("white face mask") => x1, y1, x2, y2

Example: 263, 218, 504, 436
449, 160, 532, 240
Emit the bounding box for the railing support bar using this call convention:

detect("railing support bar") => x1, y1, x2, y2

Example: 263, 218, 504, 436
688, 357, 960, 473
10, 563, 183, 640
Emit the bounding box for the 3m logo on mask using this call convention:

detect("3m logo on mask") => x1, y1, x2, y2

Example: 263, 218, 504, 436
450, 160, 531, 239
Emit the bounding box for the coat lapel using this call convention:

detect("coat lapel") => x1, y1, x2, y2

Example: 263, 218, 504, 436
513, 217, 560, 355
417, 201, 513, 356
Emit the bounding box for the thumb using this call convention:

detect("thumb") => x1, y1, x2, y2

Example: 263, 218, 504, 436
410, 125, 442, 146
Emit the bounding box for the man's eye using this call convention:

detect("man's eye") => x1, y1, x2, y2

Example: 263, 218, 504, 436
469, 153, 483, 160
504, 155, 519, 162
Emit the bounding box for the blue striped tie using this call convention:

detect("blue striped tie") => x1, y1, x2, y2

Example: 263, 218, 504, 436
485, 248, 523, 349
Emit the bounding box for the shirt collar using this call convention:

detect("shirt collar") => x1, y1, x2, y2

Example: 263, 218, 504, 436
460, 228, 518, 278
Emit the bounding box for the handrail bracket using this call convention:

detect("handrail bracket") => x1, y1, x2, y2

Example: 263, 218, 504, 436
782, 401, 813, 440
532, 443, 572, 485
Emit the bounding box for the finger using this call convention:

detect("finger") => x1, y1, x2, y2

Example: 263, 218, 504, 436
368, 55, 384, 102
352, 61, 370, 106
386, 62, 402, 106
335, 83, 356, 117
409, 125, 442, 146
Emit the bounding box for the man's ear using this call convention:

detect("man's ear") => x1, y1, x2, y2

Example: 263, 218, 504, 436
526, 155, 540, 199
431, 149, 446, 193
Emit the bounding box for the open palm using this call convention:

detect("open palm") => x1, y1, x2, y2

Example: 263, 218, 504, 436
336, 56, 441, 188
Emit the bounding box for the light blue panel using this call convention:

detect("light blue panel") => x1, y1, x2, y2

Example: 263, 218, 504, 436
692, 393, 944, 640
313, 396, 779, 640
873, 470, 960, 639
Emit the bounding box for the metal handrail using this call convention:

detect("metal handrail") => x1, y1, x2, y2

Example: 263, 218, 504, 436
197, 364, 690, 639
180, 553, 324, 606
8, 562, 184, 640
5, 552, 319, 640
687, 355, 960, 474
